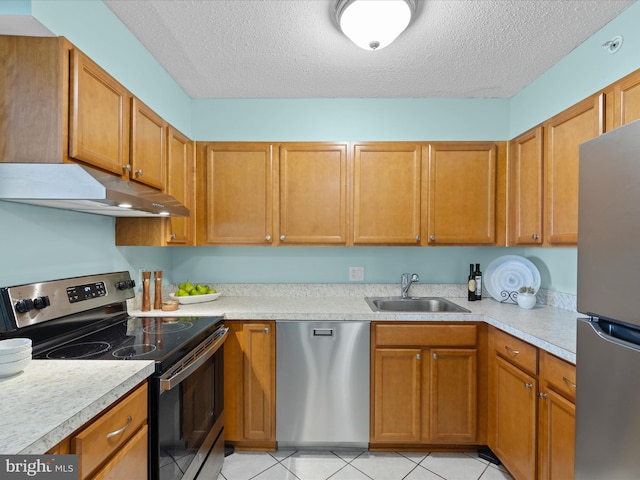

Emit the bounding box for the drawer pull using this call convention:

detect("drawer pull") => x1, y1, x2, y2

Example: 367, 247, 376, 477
563, 376, 577, 389
539, 392, 548, 399
524, 383, 534, 390
504, 345, 520, 355
106, 416, 132, 439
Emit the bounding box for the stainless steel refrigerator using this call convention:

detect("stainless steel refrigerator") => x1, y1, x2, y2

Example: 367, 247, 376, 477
576, 118, 640, 479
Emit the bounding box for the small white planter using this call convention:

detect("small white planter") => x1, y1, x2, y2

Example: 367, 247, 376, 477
517, 293, 537, 310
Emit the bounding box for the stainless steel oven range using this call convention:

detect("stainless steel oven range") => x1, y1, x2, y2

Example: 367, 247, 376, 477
0, 271, 228, 480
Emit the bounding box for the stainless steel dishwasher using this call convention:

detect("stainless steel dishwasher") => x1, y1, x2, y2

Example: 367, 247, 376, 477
276, 320, 370, 448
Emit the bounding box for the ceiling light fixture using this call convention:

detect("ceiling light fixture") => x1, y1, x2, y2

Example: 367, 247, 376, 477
334, 0, 416, 51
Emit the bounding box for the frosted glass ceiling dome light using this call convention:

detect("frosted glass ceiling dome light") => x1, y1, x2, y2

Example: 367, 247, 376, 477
335, 0, 416, 51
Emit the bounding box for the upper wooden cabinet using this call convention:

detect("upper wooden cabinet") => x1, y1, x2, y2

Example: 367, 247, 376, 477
197, 143, 274, 245
608, 69, 640, 130
353, 143, 422, 245
116, 126, 195, 246
130, 98, 167, 190
424, 142, 503, 245
278, 143, 349, 245
69, 48, 130, 177
543, 94, 603, 246
508, 126, 544, 246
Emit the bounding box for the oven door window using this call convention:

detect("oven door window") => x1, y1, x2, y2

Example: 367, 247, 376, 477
156, 347, 224, 480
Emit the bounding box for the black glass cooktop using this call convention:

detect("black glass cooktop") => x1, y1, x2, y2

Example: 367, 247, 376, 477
33, 315, 224, 373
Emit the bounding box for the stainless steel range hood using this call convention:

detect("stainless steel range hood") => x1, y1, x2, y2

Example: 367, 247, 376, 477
0, 163, 189, 217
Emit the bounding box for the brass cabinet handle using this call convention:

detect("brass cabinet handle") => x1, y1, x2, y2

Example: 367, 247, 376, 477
504, 345, 520, 355
563, 376, 577, 389
106, 416, 132, 439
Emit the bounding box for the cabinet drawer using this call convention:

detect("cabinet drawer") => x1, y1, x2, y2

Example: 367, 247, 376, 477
540, 350, 576, 402
493, 329, 537, 374
90, 424, 148, 480
375, 324, 477, 347
73, 383, 148, 479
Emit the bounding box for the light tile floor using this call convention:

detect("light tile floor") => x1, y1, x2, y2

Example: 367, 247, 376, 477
218, 450, 513, 480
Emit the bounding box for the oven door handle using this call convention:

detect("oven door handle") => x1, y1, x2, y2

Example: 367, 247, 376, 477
159, 327, 229, 392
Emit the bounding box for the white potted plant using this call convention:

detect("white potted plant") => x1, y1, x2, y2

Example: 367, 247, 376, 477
517, 286, 537, 309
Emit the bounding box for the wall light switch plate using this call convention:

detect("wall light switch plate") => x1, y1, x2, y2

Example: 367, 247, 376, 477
349, 266, 364, 282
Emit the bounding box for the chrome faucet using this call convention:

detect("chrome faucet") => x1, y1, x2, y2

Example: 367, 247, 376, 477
401, 273, 420, 298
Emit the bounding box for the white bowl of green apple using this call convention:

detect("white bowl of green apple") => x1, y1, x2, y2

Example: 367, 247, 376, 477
170, 281, 221, 304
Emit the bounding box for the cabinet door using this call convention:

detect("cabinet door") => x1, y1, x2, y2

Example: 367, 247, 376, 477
130, 98, 166, 190
279, 143, 349, 244
372, 348, 422, 443
200, 143, 274, 245
544, 94, 603, 245
425, 143, 497, 245
427, 348, 477, 444
491, 356, 537, 480
353, 143, 421, 245
242, 323, 275, 442
166, 127, 195, 245
538, 387, 575, 480
69, 48, 129, 177
612, 69, 640, 129
508, 126, 544, 245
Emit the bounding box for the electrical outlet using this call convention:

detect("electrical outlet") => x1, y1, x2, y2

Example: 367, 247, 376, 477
349, 266, 364, 282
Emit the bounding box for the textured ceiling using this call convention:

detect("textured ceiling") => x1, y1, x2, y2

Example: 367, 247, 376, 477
103, 0, 633, 99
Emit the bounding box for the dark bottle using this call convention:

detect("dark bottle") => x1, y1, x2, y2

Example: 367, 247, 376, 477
474, 263, 483, 300
467, 264, 476, 301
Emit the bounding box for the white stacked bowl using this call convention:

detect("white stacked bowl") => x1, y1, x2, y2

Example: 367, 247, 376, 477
0, 338, 32, 377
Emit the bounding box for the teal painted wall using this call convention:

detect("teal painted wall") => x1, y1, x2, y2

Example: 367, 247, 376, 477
192, 98, 510, 141
4, 0, 639, 294
510, 1, 640, 137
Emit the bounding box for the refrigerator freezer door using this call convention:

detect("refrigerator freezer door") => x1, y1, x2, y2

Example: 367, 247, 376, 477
577, 119, 640, 327
576, 318, 640, 479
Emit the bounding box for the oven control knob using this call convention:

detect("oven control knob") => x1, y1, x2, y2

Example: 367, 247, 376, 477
15, 299, 34, 314
116, 280, 136, 290
33, 296, 50, 310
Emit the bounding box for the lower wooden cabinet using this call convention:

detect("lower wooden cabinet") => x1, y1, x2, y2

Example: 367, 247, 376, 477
490, 355, 538, 480
537, 351, 576, 480
371, 322, 480, 448
488, 328, 576, 480
224, 320, 276, 450
47, 382, 148, 480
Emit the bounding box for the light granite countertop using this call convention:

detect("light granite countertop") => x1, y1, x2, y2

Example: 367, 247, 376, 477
0, 360, 155, 455
129, 284, 580, 364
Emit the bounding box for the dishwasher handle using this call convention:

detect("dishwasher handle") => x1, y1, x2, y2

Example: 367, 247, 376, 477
313, 328, 334, 337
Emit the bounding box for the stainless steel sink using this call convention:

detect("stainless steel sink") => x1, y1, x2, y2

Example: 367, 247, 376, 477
365, 296, 470, 313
